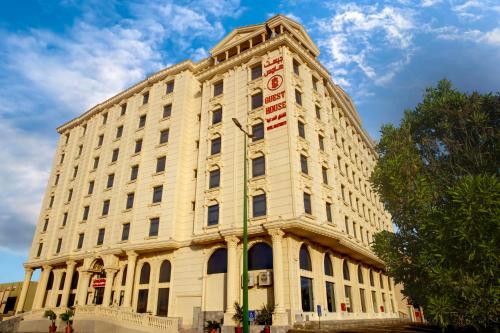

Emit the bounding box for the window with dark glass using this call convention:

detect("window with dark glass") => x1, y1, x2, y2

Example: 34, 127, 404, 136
88, 180, 94, 195
156, 156, 166, 173
152, 185, 163, 203
295, 89, 302, 105
121, 223, 130, 241
207, 204, 219, 226
67, 189, 73, 202
207, 248, 227, 274
252, 156, 265, 177
312, 76, 318, 91
149, 218, 159, 237
59, 273, 66, 290
159, 129, 169, 144
322, 166, 328, 184
107, 173, 114, 188
111, 148, 119, 162
120, 104, 127, 116
83, 206, 89, 221
77, 233, 84, 249
213, 81, 223, 96
293, 59, 300, 75
251, 92, 263, 109
345, 285, 353, 312
303, 192, 312, 214
43, 218, 49, 232
324, 255, 333, 276
298, 121, 305, 138
126, 193, 134, 209
326, 282, 336, 312
140, 263, 150, 284
319, 135, 325, 151
211, 137, 221, 155
102, 113, 108, 125
212, 108, 222, 124
135, 139, 142, 153
326, 202, 333, 222
380, 274, 384, 288
159, 260, 172, 283
121, 266, 127, 286
142, 92, 149, 105
299, 245, 312, 271
98, 134, 104, 147
163, 104, 172, 118
65, 133, 70, 144
78, 145, 83, 156
97, 228, 105, 245
252, 122, 264, 141
138, 114, 146, 128
252, 193, 266, 217
54, 174, 59, 186
60, 153, 65, 164
345, 216, 350, 234
131, 165, 139, 181
301, 277, 313, 312
251, 64, 262, 80
93, 156, 99, 169
372, 290, 378, 313
166, 81, 174, 94
102, 200, 110, 216
209, 169, 220, 188
343, 261, 350, 280
62, 212, 68, 226
248, 243, 273, 270
116, 126, 123, 138
49, 195, 54, 208
358, 266, 364, 284
300, 154, 308, 174
37, 243, 43, 257
315, 105, 321, 119
73, 166, 78, 178
56, 238, 62, 253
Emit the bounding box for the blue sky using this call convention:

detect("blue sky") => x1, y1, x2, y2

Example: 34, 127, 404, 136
0, 0, 498, 282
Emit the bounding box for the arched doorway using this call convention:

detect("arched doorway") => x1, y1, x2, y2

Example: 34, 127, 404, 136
205, 248, 227, 312
157, 260, 171, 316
88, 258, 105, 305
137, 262, 150, 313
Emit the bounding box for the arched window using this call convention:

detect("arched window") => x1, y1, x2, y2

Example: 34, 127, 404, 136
299, 245, 312, 271
358, 266, 364, 284
59, 272, 66, 290
70, 271, 79, 290
121, 265, 127, 286
324, 255, 333, 276
207, 248, 227, 274
370, 270, 374, 287
46, 271, 54, 290
248, 243, 273, 270
159, 260, 172, 283
139, 263, 150, 284
343, 260, 350, 280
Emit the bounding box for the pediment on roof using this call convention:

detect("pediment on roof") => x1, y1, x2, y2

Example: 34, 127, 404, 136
210, 25, 265, 55
267, 15, 320, 56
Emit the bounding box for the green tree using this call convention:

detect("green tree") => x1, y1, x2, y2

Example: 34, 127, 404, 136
370, 80, 499, 332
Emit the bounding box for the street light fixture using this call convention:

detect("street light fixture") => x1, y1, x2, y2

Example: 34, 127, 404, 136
232, 117, 252, 333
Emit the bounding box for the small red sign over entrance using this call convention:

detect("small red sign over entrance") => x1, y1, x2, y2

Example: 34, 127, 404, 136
93, 278, 106, 288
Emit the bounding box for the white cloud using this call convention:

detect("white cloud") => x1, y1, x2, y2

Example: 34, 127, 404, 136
421, 0, 442, 7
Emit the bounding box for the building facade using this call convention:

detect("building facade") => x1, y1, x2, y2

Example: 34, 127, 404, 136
18, 15, 398, 330
0, 281, 37, 318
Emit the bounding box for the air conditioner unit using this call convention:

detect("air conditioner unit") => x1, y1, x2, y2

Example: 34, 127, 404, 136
258, 271, 272, 286
242, 273, 255, 288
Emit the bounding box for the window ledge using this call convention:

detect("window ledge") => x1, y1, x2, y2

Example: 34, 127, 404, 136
118, 239, 129, 244
131, 152, 141, 157
89, 169, 96, 173
160, 116, 171, 122
300, 173, 313, 181
128, 179, 137, 184
113, 138, 121, 142
250, 175, 266, 181
94, 245, 103, 248
109, 161, 117, 166
95, 146, 102, 150
99, 215, 108, 219
149, 202, 161, 207
104, 187, 112, 192
79, 220, 87, 224
343, 200, 349, 207
122, 208, 132, 213
145, 235, 158, 240
152, 171, 165, 176
250, 215, 267, 222
156, 142, 168, 148
136, 127, 145, 132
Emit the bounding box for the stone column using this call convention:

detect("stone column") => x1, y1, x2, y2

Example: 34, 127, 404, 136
270, 229, 288, 325
77, 271, 91, 306
123, 251, 138, 309
16, 267, 34, 313
33, 265, 52, 309
223, 236, 239, 324
103, 268, 117, 307
60, 261, 76, 308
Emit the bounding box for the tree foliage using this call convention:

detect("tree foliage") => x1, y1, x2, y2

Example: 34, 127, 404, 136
370, 80, 499, 331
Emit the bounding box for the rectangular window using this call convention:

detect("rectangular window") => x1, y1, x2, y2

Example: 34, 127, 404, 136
60, 153, 65, 164
345, 285, 353, 312
212, 108, 222, 124
49, 195, 54, 208
37, 243, 43, 257
93, 157, 99, 169
43, 218, 49, 232
120, 104, 127, 116
253, 193, 266, 217
67, 189, 73, 202
62, 212, 68, 226
156, 156, 166, 173
102, 200, 110, 216
341, 184, 346, 202
111, 148, 119, 162
116, 125, 123, 138
252, 122, 264, 141
138, 115, 146, 128
345, 216, 349, 234
293, 59, 300, 75
304, 192, 312, 215
315, 105, 321, 119
300, 154, 308, 174
102, 113, 108, 125
131, 165, 139, 181
207, 204, 219, 226
326, 282, 336, 312
107, 173, 114, 188
149, 218, 159, 237
312, 76, 318, 91
159, 129, 169, 144
166, 80, 174, 94
360, 288, 367, 312
319, 135, 325, 151
88, 181, 94, 195
77, 233, 84, 250
213, 81, 223, 96
121, 223, 130, 241
251, 64, 262, 80
298, 121, 305, 138
372, 291, 378, 313
65, 133, 70, 144
73, 166, 78, 178
322, 167, 328, 184
295, 89, 302, 105
211, 137, 221, 155
82, 206, 90, 221
251, 92, 263, 109
326, 202, 333, 222
252, 156, 265, 177
163, 104, 172, 118
54, 174, 59, 186
142, 92, 149, 105
209, 169, 220, 188
135, 139, 143, 153
152, 185, 163, 203
78, 145, 83, 156
300, 276, 313, 311
126, 193, 134, 209
97, 228, 105, 245
98, 134, 104, 147
56, 238, 62, 253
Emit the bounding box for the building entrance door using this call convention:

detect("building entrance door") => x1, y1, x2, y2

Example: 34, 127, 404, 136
137, 289, 148, 313
94, 287, 104, 305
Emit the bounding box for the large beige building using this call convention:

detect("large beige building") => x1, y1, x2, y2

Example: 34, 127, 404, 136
17, 15, 398, 331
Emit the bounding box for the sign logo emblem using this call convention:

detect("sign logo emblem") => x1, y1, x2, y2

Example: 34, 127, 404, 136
267, 74, 283, 91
